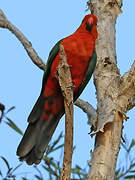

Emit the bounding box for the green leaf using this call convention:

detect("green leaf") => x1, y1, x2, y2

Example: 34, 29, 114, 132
6, 106, 15, 114
7, 174, 16, 178
0, 169, 3, 177
5, 117, 23, 135
115, 168, 121, 177
33, 165, 43, 179
7, 167, 13, 175
57, 161, 61, 176
130, 163, 135, 169
34, 175, 43, 180
22, 178, 28, 180
125, 175, 135, 179
46, 132, 63, 154
49, 160, 60, 171
43, 156, 60, 172
11, 163, 22, 173
71, 169, 87, 176
128, 140, 135, 153
75, 165, 81, 170
50, 144, 64, 153
1, 156, 10, 170
71, 165, 87, 178
42, 165, 58, 177
129, 170, 135, 173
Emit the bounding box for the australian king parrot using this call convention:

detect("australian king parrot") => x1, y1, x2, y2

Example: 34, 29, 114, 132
17, 14, 98, 165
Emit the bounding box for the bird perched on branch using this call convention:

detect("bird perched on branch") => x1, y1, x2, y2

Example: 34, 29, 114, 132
17, 14, 98, 165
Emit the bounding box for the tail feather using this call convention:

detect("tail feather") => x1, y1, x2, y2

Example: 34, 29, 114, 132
27, 94, 44, 123
17, 92, 64, 165
17, 115, 61, 165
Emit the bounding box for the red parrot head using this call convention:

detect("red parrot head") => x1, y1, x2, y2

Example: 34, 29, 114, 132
78, 14, 98, 40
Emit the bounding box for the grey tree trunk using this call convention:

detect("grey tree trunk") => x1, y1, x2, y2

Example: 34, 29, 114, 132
88, 0, 135, 180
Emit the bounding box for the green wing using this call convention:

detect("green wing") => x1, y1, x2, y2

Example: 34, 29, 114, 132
28, 39, 62, 123
74, 50, 97, 101
41, 39, 63, 93
42, 47, 97, 100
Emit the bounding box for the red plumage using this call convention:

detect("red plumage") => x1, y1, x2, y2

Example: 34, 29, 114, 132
17, 14, 98, 165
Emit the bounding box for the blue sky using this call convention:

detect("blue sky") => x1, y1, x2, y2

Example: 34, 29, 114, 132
0, 0, 135, 179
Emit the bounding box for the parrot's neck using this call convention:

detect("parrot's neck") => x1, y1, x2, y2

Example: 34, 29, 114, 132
75, 25, 98, 41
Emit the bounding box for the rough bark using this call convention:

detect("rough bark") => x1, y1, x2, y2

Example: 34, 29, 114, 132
75, 99, 97, 128
87, 0, 134, 179
56, 45, 74, 180
118, 61, 135, 111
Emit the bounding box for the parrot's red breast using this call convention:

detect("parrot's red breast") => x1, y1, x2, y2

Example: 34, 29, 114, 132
43, 14, 98, 119
17, 14, 98, 165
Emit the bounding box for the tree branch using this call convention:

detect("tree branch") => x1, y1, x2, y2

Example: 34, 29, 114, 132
56, 45, 74, 180
75, 99, 97, 128
118, 61, 135, 111
0, 9, 45, 70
